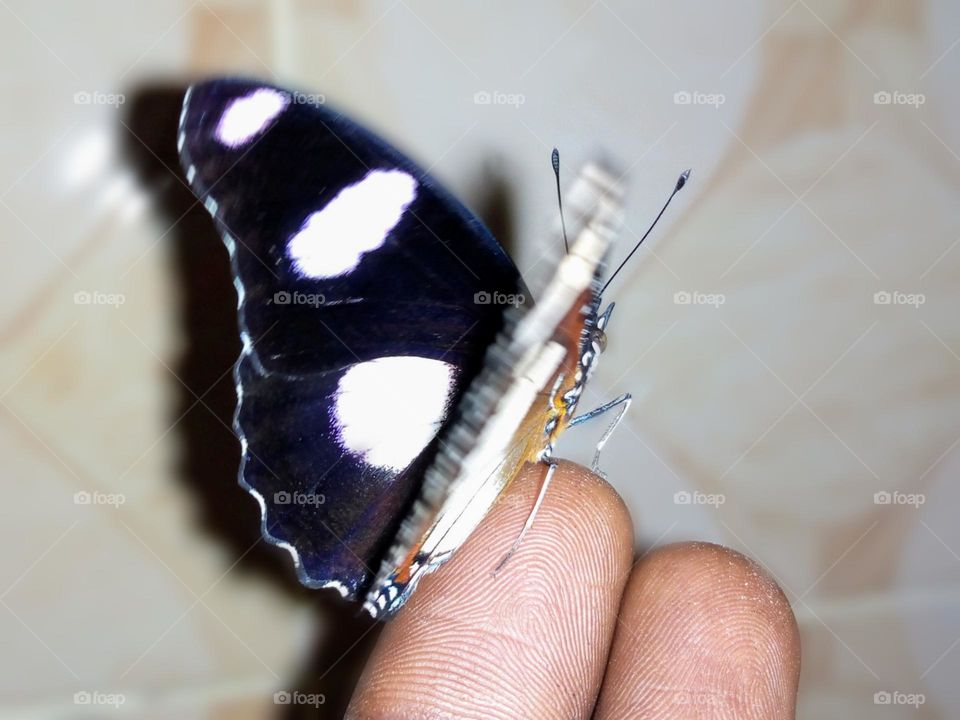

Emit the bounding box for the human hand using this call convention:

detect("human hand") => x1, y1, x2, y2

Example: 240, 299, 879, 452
347, 461, 800, 718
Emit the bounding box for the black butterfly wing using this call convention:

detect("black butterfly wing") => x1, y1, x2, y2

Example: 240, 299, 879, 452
178, 78, 526, 599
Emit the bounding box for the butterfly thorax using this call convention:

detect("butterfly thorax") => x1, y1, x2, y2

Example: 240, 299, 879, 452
538, 290, 612, 460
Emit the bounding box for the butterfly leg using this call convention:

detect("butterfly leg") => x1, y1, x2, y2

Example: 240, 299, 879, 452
568, 393, 632, 476
492, 459, 559, 576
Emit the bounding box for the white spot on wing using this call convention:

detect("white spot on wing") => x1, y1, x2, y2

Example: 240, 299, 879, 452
321, 580, 350, 598
287, 169, 417, 279
216, 88, 288, 147
333, 356, 454, 471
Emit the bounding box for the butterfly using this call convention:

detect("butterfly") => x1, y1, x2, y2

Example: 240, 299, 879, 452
178, 78, 687, 619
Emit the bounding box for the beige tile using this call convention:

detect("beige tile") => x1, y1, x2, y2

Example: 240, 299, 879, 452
188, 3, 276, 79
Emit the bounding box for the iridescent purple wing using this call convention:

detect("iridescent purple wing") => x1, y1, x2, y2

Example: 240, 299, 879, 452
178, 78, 525, 599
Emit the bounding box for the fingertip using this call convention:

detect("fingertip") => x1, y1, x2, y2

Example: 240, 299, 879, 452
348, 461, 634, 719
641, 541, 801, 655
536, 460, 634, 564
595, 541, 801, 719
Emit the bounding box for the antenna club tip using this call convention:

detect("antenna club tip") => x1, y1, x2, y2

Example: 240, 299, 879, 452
551, 147, 560, 170
676, 168, 691, 191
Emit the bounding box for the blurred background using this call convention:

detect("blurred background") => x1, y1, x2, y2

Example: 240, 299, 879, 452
2, 0, 958, 717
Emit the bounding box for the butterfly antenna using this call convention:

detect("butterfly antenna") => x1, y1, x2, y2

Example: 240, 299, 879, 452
552, 148, 569, 254
600, 169, 691, 295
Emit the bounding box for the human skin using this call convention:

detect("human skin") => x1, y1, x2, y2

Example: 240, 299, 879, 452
347, 461, 801, 719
